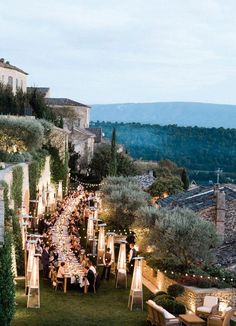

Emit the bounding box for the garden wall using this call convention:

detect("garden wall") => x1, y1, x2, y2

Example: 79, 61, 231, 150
142, 260, 236, 312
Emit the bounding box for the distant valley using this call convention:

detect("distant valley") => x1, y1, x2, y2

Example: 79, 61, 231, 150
91, 102, 236, 128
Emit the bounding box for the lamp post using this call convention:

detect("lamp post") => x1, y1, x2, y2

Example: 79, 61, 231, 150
107, 232, 115, 271
57, 180, 63, 201
115, 240, 127, 288
27, 253, 41, 309
97, 223, 106, 266
128, 256, 144, 311
87, 217, 97, 255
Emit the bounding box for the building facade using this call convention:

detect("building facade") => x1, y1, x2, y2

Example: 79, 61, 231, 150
0, 58, 28, 94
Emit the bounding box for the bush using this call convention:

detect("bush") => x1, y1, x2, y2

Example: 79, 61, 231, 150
154, 295, 186, 315
167, 284, 185, 298
155, 291, 167, 297
154, 294, 174, 303
8, 152, 25, 163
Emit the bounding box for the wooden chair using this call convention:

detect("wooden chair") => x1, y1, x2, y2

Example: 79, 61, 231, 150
51, 271, 63, 291
208, 308, 236, 326
197, 296, 219, 318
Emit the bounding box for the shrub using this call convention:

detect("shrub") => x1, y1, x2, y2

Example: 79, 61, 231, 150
8, 153, 25, 163
154, 295, 186, 315
154, 294, 174, 303
167, 284, 185, 298
155, 291, 167, 297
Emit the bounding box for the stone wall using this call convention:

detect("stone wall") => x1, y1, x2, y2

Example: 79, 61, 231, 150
142, 261, 236, 312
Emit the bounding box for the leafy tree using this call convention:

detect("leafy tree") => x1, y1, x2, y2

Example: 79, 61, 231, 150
181, 168, 190, 190
0, 232, 15, 326
149, 175, 184, 197
137, 207, 220, 269
109, 128, 117, 176
101, 176, 150, 229
90, 144, 136, 181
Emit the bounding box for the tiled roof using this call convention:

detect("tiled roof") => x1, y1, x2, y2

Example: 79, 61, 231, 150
45, 98, 90, 108
0, 60, 28, 75
158, 185, 236, 211
86, 128, 102, 143
27, 87, 50, 96
72, 127, 96, 138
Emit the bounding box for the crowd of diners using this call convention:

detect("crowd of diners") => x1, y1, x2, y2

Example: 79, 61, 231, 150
34, 186, 99, 292
32, 185, 138, 293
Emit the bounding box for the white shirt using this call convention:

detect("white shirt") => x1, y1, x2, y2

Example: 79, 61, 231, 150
129, 249, 134, 262
89, 265, 96, 275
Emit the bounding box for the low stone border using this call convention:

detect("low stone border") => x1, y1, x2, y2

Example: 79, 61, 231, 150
142, 260, 236, 312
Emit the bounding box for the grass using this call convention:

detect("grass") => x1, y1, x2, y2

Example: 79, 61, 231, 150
12, 272, 151, 326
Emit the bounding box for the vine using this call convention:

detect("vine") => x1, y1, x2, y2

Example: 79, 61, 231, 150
28, 150, 47, 200
11, 166, 23, 209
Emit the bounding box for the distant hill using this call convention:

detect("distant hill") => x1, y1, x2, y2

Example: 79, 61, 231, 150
91, 102, 236, 128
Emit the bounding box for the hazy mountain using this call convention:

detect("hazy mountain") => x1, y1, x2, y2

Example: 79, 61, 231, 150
91, 102, 236, 128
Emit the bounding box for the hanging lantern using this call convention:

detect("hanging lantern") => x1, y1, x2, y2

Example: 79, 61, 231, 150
115, 240, 127, 288
107, 232, 115, 269
128, 257, 144, 311
97, 223, 106, 265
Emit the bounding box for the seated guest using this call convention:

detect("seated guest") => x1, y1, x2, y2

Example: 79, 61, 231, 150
57, 262, 66, 282
79, 253, 87, 267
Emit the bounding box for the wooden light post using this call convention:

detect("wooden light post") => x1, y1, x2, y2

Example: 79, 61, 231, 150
97, 223, 106, 265
115, 240, 127, 288
27, 253, 41, 308
107, 232, 115, 271
128, 256, 144, 311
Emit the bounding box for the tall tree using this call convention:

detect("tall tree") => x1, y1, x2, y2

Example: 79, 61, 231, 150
181, 168, 190, 190
0, 232, 15, 326
109, 128, 117, 176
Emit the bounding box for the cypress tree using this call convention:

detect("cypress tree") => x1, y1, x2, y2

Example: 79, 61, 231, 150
0, 231, 15, 326
109, 128, 117, 176
181, 168, 190, 190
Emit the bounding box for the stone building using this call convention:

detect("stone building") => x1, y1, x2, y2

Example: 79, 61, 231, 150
158, 184, 236, 265
44, 97, 95, 167
0, 58, 28, 94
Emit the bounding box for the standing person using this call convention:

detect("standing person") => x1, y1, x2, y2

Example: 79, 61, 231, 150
87, 260, 96, 292
42, 246, 50, 279
101, 248, 112, 280
128, 243, 137, 273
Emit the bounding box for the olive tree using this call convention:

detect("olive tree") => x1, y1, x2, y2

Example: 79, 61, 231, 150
135, 206, 220, 268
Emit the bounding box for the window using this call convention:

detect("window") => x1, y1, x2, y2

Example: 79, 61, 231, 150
1, 75, 4, 83
77, 118, 81, 128
21, 80, 23, 88
8, 76, 13, 88
16, 78, 19, 89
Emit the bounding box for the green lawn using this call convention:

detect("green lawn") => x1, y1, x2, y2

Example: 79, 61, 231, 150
12, 273, 151, 326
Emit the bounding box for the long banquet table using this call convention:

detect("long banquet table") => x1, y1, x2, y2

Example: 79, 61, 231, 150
51, 195, 88, 293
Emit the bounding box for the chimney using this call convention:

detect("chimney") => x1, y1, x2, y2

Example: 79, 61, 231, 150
216, 189, 226, 240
